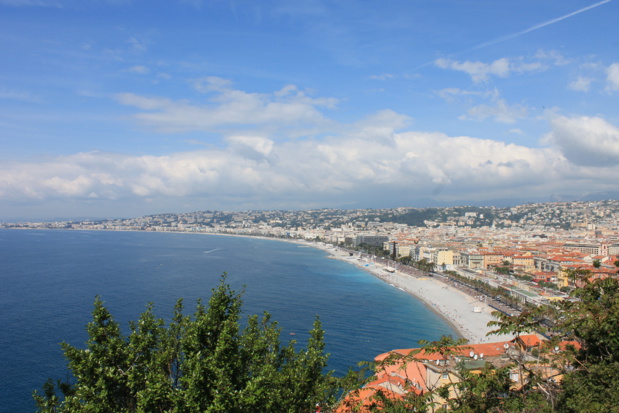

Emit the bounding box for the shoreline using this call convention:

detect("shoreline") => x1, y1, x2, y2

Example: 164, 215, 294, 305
305, 242, 507, 344
141, 230, 504, 344
4, 228, 507, 344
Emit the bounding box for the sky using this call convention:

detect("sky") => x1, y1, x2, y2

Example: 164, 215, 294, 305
1, 0, 618, 220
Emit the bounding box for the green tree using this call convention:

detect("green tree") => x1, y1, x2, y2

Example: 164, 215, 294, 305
398, 255, 412, 265
455, 270, 619, 412
34, 276, 338, 412
494, 266, 510, 275
554, 270, 619, 412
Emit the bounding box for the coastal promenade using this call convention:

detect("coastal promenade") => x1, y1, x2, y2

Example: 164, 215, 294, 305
313, 244, 512, 344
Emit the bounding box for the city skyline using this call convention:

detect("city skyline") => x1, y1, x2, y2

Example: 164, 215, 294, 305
1, 0, 618, 220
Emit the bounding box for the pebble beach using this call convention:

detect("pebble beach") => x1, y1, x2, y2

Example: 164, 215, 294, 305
320, 246, 511, 344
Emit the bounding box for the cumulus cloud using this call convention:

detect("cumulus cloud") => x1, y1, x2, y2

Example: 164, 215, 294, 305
568, 76, 592, 92
4, 74, 619, 215
543, 115, 619, 167
226, 135, 276, 162
606, 63, 619, 92
0, 116, 601, 212
435, 58, 510, 83
563, 62, 619, 93
116, 80, 338, 134
435, 56, 547, 84
347, 109, 411, 143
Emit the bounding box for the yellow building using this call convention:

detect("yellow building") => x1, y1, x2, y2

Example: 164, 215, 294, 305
512, 253, 535, 272
482, 252, 504, 269
434, 249, 454, 268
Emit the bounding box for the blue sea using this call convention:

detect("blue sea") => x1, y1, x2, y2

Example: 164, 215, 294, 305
0, 229, 455, 412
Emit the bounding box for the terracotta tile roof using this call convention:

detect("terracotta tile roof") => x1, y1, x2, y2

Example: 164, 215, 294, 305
338, 335, 580, 412
335, 382, 405, 412
376, 335, 542, 363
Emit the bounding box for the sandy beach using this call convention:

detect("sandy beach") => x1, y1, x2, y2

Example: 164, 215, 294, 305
314, 244, 512, 344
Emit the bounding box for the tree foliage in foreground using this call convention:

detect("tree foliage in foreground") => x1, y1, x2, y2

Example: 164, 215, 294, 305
35, 267, 619, 412
34, 276, 338, 412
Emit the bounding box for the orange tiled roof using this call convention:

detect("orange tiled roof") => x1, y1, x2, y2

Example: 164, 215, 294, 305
375, 335, 541, 363
335, 382, 405, 413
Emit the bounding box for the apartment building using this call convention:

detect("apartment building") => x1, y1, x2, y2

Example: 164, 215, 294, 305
563, 242, 608, 255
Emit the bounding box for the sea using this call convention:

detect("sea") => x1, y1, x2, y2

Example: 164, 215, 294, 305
0, 229, 455, 412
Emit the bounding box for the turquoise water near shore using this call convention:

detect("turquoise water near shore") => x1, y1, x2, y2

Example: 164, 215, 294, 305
0, 229, 455, 412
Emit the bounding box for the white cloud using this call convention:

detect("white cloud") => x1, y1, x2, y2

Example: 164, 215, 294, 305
534, 49, 569, 66
459, 90, 528, 123
564, 62, 619, 93
435, 55, 552, 83
347, 109, 411, 143
4, 72, 619, 215
438, 87, 528, 124
435, 58, 510, 83
510, 58, 546, 74
568, 76, 592, 92
193, 76, 233, 93
543, 115, 619, 166
116, 80, 338, 134
606, 63, 619, 92
464, 99, 527, 123
226, 135, 276, 162
4, 114, 616, 212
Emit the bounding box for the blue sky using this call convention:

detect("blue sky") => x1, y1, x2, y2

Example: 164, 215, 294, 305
1, 0, 618, 219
